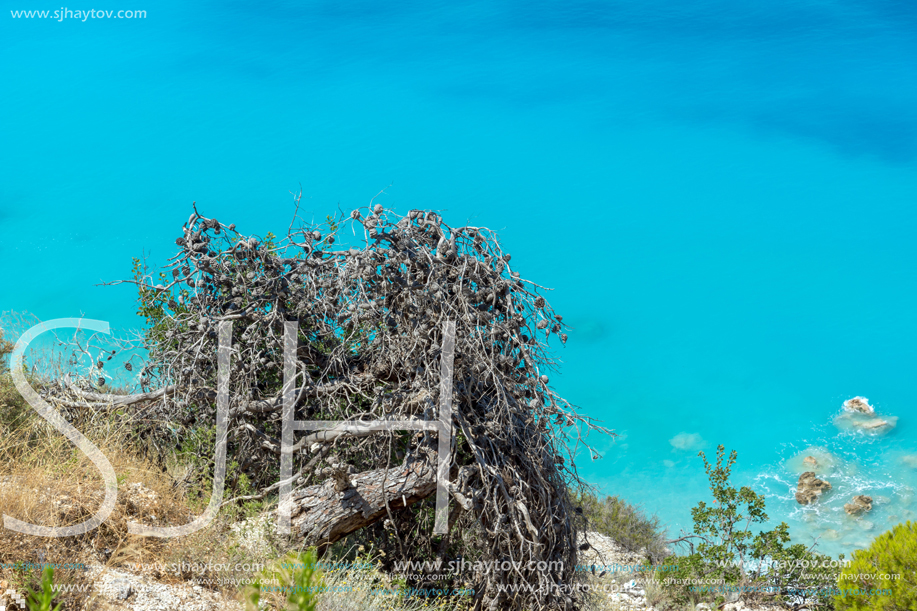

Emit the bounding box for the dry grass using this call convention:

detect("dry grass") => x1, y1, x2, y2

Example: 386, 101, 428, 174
0, 366, 192, 606
0, 337, 260, 607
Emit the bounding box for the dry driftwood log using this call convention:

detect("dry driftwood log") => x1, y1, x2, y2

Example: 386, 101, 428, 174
61, 198, 611, 610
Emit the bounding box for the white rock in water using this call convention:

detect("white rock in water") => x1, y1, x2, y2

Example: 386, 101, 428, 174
843, 396, 875, 414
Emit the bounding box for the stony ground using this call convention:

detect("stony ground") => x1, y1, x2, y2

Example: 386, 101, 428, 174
575, 532, 806, 611
0, 512, 807, 611
78, 564, 242, 611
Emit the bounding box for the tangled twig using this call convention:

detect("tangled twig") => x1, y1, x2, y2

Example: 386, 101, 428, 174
71, 203, 613, 610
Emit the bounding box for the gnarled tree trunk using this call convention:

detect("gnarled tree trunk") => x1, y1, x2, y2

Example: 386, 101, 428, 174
279, 458, 436, 551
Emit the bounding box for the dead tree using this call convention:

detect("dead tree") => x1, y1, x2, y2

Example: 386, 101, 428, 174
68, 200, 610, 610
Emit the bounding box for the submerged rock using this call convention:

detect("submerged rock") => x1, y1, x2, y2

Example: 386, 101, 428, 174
796, 471, 832, 505
843, 396, 875, 414
822, 528, 840, 541
833, 410, 898, 434
844, 495, 873, 516
787, 447, 838, 474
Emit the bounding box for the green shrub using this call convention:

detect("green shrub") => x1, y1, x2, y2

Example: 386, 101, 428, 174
0, 329, 13, 371
654, 445, 842, 609
573, 490, 669, 561
245, 548, 323, 611
0, 329, 33, 432
834, 521, 917, 611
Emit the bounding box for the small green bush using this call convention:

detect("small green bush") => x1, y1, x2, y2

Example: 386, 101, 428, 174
0, 329, 13, 371
0, 329, 32, 431
245, 548, 323, 611
834, 521, 917, 611
573, 490, 669, 561
653, 446, 842, 610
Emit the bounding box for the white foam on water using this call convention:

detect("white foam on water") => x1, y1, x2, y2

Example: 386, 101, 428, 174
754, 407, 917, 558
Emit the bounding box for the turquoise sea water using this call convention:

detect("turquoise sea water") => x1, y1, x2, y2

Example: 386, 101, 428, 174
2, 2, 916, 557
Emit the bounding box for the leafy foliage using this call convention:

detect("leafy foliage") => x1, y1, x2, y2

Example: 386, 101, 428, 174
572, 490, 668, 562
0, 329, 14, 372
689, 445, 769, 582
0, 329, 33, 432
834, 521, 917, 611
245, 549, 322, 611
655, 445, 841, 609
